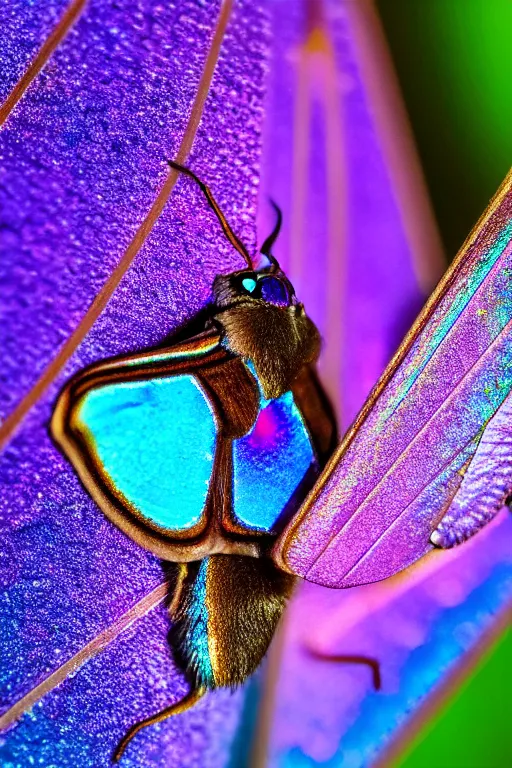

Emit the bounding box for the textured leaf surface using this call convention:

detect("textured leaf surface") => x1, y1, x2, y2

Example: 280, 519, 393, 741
0, 0, 70, 103
0, 1, 269, 765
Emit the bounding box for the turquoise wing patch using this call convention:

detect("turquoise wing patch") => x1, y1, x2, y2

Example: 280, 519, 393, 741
73, 375, 217, 532
232, 390, 316, 533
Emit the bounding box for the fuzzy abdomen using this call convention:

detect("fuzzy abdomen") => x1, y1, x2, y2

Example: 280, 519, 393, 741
171, 555, 295, 689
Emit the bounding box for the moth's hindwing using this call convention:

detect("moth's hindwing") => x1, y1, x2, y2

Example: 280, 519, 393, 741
52, 331, 326, 562
274, 170, 512, 588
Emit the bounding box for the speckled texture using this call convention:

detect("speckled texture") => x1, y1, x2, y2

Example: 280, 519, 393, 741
0, 0, 269, 765
0, 0, 70, 102
0, 0, 266, 419
0, 601, 245, 768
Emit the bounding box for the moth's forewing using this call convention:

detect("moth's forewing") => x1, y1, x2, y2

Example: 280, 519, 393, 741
52, 330, 326, 562
51, 332, 255, 561
274, 170, 512, 588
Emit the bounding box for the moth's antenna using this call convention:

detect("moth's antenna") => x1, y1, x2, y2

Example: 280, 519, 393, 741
168, 160, 253, 269
260, 199, 282, 267
113, 686, 206, 763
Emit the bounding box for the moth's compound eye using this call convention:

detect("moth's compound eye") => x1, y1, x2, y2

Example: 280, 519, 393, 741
241, 276, 257, 293
258, 276, 290, 307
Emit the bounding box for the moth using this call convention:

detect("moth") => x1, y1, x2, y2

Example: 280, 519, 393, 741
51, 162, 512, 762
51, 161, 337, 761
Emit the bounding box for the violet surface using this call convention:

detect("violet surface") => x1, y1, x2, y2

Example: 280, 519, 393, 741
0, 1, 269, 765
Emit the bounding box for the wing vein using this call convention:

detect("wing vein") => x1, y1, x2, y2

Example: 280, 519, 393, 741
0, 0, 234, 454
0, 0, 87, 127
341, 432, 480, 582
0, 581, 168, 731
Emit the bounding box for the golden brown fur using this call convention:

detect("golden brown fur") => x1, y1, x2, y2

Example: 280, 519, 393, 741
171, 555, 295, 689
213, 272, 321, 399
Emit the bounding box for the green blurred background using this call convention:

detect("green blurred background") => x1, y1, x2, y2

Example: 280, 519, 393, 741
376, 1, 512, 765
377, 0, 512, 259
395, 628, 511, 768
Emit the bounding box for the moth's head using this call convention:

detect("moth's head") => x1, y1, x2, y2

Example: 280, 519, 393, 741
213, 260, 320, 400
213, 259, 298, 310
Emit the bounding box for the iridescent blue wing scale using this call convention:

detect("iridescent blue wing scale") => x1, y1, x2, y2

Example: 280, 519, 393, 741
232, 390, 317, 533
71, 373, 216, 533
52, 331, 255, 561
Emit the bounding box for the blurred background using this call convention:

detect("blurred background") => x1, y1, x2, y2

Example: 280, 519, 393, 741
376, 2, 512, 764
378, 0, 512, 260
248, 2, 512, 767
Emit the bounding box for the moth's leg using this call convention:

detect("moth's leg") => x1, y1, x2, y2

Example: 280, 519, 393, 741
168, 562, 189, 618
113, 686, 206, 763
168, 160, 252, 268
112, 564, 203, 762
307, 649, 381, 691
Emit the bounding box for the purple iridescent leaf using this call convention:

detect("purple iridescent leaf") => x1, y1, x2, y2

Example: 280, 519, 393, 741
0, 1, 269, 765
3, 2, 512, 768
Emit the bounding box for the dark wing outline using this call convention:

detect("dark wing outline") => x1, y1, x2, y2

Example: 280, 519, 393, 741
51, 330, 261, 562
